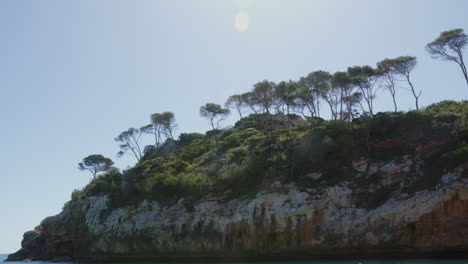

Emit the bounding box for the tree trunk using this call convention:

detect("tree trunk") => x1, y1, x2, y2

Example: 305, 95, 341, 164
316, 99, 320, 117
210, 118, 215, 130
460, 61, 468, 86
389, 84, 397, 112
359, 86, 373, 117
237, 109, 243, 119
406, 74, 419, 110
326, 100, 336, 120
339, 88, 344, 120
456, 51, 468, 86
154, 130, 159, 148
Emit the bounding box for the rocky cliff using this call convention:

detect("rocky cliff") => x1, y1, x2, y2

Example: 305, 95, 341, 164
7, 155, 468, 262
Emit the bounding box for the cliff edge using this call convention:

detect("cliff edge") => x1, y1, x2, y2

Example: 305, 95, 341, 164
7, 156, 468, 261
7, 102, 468, 261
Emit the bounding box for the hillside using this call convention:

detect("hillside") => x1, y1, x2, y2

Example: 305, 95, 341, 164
6, 100, 468, 262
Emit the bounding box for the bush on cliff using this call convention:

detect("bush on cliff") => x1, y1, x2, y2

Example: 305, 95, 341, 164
426, 100, 468, 115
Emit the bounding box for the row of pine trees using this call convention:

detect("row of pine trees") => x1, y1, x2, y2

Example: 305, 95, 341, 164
78, 28, 468, 177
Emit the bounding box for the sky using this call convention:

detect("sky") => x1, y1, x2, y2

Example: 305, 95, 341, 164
1, 0, 468, 254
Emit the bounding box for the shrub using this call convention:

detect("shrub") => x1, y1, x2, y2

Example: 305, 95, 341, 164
426, 100, 468, 115
245, 133, 267, 151
206, 129, 222, 137
141, 140, 179, 160
332, 133, 356, 160
72, 100, 468, 206
83, 168, 122, 197
145, 171, 213, 201
217, 132, 242, 153
62, 201, 71, 210
216, 155, 269, 197
296, 129, 332, 163
306, 116, 325, 126
325, 119, 353, 134
71, 189, 84, 201
234, 113, 289, 132
178, 133, 205, 147
401, 110, 433, 129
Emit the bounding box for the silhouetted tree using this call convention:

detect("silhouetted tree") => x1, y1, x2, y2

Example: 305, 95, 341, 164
147, 114, 164, 147
331, 71, 355, 120
115, 127, 143, 161
242, 92, 259, 114
296, 71, 324, 117
140, 123, 157, 146
377, 58, 399, 112
200, 103, 230, 130
274, 81, 298, 115
310, 71, 338, 120
274, 81, 298, 129
143, 112, 177, 148
295, 86, 315, 119
426, 29, 468, 86
78, 154, 114, 178
342, 92, 363, 120
159, 112, 177, 141
348, 66, 381, 117
225, 94, 245, 119
392, 56, 420, 110
252, 80, 275, 114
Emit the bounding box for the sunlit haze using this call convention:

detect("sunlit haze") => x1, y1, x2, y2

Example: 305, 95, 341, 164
234, 11, 249, 32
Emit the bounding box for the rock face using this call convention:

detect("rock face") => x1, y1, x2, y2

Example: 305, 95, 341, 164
7, 156, 468, 261
7, 212, 74, 261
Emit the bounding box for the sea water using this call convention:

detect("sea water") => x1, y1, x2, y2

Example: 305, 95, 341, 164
1, 254, 468, 264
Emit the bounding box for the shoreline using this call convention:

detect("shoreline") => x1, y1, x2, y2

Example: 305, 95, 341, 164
12, 249, 468, 263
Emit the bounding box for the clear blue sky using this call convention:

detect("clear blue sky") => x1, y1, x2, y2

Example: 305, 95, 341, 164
1, 0, 467, 253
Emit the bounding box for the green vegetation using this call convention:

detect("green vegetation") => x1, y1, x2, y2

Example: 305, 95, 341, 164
78, 154, 114, 178
70, 100, 468, 209
426, 100, 468, 115
200, 103, 230, 131
70, 28, 468, 209
115, 127, 144, 161
426, 28, 468, 86
377, 56, 420, 110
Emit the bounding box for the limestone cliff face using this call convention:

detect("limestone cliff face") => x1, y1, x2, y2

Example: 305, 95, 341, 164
7, 156, 468, 261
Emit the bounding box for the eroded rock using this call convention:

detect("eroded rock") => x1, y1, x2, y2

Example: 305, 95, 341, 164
7, 156, 468, 261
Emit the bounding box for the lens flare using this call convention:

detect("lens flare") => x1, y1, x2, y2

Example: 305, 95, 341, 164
234, 11, 249, 32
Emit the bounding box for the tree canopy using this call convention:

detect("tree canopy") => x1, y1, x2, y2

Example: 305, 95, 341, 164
115, 128, 144, 161
252, 80, 275, 114
378, 56, 420, 110
109, 28, 468, 170
225, 94, 245, 119
426, 28, 468, 86
347, 65, 380, 116
78, 154, 114, 178
200, 103, 230, 130
72, 28, 468, 210
147, 112, 177, 147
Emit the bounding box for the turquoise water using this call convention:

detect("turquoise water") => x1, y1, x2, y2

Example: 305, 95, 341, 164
1, 255, 468, 264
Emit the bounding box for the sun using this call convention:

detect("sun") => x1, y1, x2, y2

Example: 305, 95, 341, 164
234, 11, 249, 33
